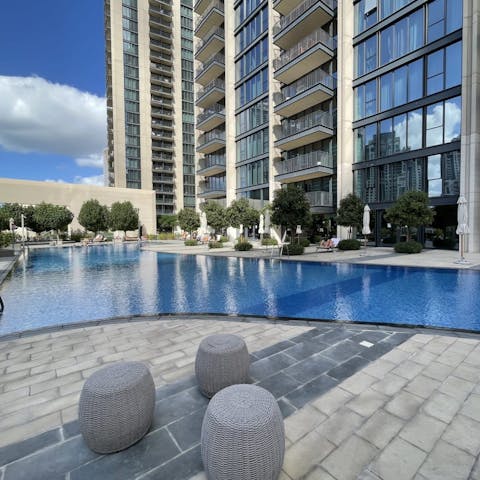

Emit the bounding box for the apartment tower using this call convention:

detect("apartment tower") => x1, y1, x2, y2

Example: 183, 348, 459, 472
105, 0, 195, 220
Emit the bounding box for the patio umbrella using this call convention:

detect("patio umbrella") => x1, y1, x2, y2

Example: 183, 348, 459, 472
264, 210, 271, 234
258, 214, 264, 240
456, 195, 469, 263
361, 205, 371, 254
199, 211, 208, 238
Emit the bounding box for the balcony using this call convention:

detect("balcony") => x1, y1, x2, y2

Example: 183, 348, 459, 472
152, 175, 174, 184
196, 78, 225, 107
274, 68, 335, 117
151, 129, 173, 140
150, 51, 172, 66
194, 0, 211, 16
273, 28, 335, 84
273, 0, 303, 15
275, 109, 334, 150
197, 129, 226, 154
152, 119, 173, 130
195, 1, 224, 38
152, 139, 173, 152
150, 38, 170, 53
151, 73, 172, 86
151, 95, 172, 108
199, 178, 226, 199
275, 150, 333, 183
197, 155, 226, 176
150, 62, 172, 76
149, 16, 172, 32
150, 26, 171, 41
197, 104, 225, 131
149, 4, 171, 21
196, 27, 224, 62
196, 53, 225, 86
306, 190, 333, 208
151, 106, 173, 119
273, 0, 335, 49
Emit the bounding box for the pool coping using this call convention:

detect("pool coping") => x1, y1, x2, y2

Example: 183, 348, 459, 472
1, 312, 480, 344
0, 251, 22, 287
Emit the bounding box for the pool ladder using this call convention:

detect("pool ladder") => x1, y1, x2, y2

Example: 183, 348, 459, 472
0, 295, 3, 313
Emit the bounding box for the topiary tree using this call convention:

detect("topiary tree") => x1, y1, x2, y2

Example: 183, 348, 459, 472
201, 201, 228, 234
0, 203, 24, 230
158, 214, 177, 233
384, 191, 435, 242
33, 203, 74, 240
109, 201, 139, 236
226, 198, 259, 238
78, 199, 110, 235
336, 193, 364, 238
271, 185, 311, 238
177, 208, 200, 235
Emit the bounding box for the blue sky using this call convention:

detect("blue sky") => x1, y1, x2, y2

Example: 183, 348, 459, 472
0, 1, 107, 185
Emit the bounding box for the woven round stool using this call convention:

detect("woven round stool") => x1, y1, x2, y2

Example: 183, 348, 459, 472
201, 384, 285, 480
195, 334, 249, 398
78, 361, 155, 454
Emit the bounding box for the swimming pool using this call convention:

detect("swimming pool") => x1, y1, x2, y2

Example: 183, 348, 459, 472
0, 244, 479, 334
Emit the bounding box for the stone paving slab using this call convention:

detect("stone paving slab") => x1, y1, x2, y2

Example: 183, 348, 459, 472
0, 321, 412, 479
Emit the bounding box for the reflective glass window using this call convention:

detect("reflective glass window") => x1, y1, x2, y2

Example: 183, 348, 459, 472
445, 42, 462, 89
444, 96, 461, 142
394, 66, 407, 106
380, 72, 393, 111
365, 80, 377, 116
426, 102, 444, 146
407, 109, 423, 150
381, 26, 394, 65
394, 114, 407, 152
380, 119, 394, 157
365, 124, 377, 160
427, 49, 444, 95
408, 59, 423, 101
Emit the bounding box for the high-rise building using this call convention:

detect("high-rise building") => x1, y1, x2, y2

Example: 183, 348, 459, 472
105, 0, 195, 220
105, 0, 479, 252
194, 0, 480, 251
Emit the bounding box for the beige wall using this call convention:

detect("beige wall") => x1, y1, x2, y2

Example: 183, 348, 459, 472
0, 178, 157, 235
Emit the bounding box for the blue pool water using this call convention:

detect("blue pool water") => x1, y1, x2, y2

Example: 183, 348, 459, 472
0, 244, 479, 334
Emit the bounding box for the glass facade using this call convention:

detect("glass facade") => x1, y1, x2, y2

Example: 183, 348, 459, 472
122, 0, 141, 189
352, 0, 463, 244
235, 0, 269, 201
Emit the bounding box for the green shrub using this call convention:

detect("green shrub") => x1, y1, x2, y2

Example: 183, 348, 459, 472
282, 243, 304, 255
338, 239, 361, 250
234, 241, 253, 251
208, 241, 223, 249
184, 239, 198, 246
70, 230, 83, 242
394, 240, 423, 253
0, 232, 14, 248
299, 237, 310, 247
261, 237, 278, 246
219, 235, 228, 243
158, 232, 175, 240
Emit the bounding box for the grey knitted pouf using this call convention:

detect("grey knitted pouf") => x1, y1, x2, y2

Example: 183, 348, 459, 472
195, 334, 250, 398
78, 361, 155, 454
201, 384, 285, 480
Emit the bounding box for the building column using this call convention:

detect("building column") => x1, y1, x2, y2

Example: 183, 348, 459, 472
461, 0, 480, 252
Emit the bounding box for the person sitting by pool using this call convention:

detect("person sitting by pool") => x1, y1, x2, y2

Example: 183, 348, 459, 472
317, 238, 334, 251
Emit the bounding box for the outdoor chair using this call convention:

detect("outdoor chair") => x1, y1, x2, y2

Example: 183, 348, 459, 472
201, 384, 285, 480
78, 361, 155, 454
195, 334, 250, 398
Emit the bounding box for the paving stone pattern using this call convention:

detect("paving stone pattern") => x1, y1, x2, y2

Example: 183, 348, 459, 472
0, 323, 412, 480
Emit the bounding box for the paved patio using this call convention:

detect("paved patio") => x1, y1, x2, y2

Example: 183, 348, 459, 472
0, 316, 479, 479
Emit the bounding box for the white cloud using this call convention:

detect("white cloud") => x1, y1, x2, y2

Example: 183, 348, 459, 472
44, 179, 66, 183
0, 76, 106, 159
75, 153, 104, 168
74, 174, 105, 186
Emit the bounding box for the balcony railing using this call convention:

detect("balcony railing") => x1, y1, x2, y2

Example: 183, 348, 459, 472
277, 150, 332, 174
150, 26, 170, 40
151, 73, 172, 85
196, 26, 224, 51
198, 155, 226, 170
279, 109, 333, 138
149, 4, 171, 17
198, 128, 225, 146
197, 53, 225, 77
150, 38, 170, 50
152, 130, 173, 139
273, 0, 336, 36
151, 106, 173, 116
306, 190, 333, 207
273, 28, 335, 71
150, 62, 171, 75
151, 95, 172, 107
197, 78, 225, 99
150, 16, 171, 30
197, 104, 225, 124
150, 51, 172, 64
274, 67, 335, 104
201, 178, 226, 192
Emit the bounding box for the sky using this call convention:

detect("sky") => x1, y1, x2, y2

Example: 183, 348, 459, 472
0, 1, 107, 186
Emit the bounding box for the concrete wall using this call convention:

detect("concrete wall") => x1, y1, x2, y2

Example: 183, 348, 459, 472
0, 178, 157, 235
